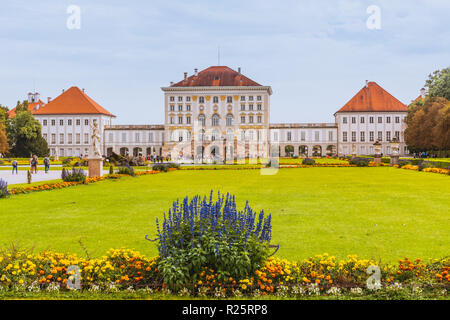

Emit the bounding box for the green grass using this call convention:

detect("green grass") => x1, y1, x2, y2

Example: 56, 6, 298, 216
0, 167, 449, 262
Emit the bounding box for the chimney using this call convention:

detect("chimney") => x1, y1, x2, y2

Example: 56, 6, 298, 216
420, 88, 426, 98
170, 81, 174, 86
62, 89, 65, 93
184, 72, 187, 80
238, 67, 241, 74
47, 97, 52, 103
82, 88, 85, 93
194, 68, 198, 76
365, 80, 369, 88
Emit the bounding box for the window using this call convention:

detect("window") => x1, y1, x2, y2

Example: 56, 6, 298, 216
257, 115, 262, 123
369, 116, 374, 124
395, 131, 400, 140
170, 117, 174, 124
287, 132, 292, 141
360, 117, 365, 124
301, 131, 306, 141
199, 97, 205, 103
149, 132, 153, 142
369, 131, 374, 142
60, 149, 65, 157
178, 105, 182, 111
227, 96, 233, 103
212, 115, 220, 126
273, 131, 279, 141
170, 105, 175, 111
68, 133, 73, 144
343, 132, 348, 142
249, 96, 254, 101
343, 117, 347, 124
68, 119, 72, 126
257, 96, 262, 101
360, 131, 365, 142
51, 134, 56, 144
84, 133, 89, 144
178, 96, 183, 102
170, 96, 175, 102
60, 119, 64, 126
226, 114, 233, 126
240, 104, 245, 111
378, 131, 383, 141
352, 117, 356, 124
51, 120, 56, 126
178, 116, 183, 124
386, 117, 391, 124
213, 96, 219, 103
43, 134, 47, 141
43, 120, 47, 126
378, 117, 382, 123
198, 114, 205, 126
85, 119, 89, 126
135, 133, 140, 143
313, 131, 319, 142
76, 119, 80, 126
257, 104, 262, 111
241, 116, 245, 124
186, 116, 191, 124
186, 104, 191, 111
386, 131, 391, 141
240, 96, 245, 101
249, 104, 254, 111
186, 96, 191, 102
395, 116, 400, 123
352, 131, 356, 142
328, 131, 333, 141
122, 133, 126, 143
178, 134, 183, 142
76, 134, 81, 144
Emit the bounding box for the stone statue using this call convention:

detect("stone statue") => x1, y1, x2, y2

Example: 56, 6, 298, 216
90, 121, 102, 158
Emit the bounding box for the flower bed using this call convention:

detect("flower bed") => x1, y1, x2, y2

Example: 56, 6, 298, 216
0, 248, 447, 298
394, 164, 449, 175
6, 169, 177, 196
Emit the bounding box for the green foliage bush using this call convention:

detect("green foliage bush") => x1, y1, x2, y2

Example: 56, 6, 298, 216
302, 158, 315, 165
61, 168, 86, 182
153, 192, 273, 289
118, 166, 135, 176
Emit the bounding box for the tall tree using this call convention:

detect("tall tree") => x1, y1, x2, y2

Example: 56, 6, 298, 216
6, 110, 49, 157
425, 67, 450, 100
0, 105, 9, 155
14, 100, 29, 114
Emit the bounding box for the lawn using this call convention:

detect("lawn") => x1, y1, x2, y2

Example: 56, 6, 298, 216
0, 167, 449, 262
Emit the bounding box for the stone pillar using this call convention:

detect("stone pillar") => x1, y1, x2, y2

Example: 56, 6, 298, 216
88, 157, 103, 178
390, 155, 399, 166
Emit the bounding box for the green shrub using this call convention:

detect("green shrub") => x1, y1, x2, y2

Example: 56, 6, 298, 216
152, 164, 168, 172
152, 192, 273, 290
356, 160, 369, 167
0, 179, 10, 198
109, 166, 114, 174
302, 158, 315, 165
118, 166, 135, 176
166, 162, 180, 169
61, 168, 86, 182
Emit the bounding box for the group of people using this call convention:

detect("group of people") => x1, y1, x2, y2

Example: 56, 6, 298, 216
146, 155, 170, 163
11, 155, 51, 174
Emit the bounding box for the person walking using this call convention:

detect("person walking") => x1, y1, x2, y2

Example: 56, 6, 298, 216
31, 155, 38, 174
12, 159, 18, 174
44, 156, 50, 173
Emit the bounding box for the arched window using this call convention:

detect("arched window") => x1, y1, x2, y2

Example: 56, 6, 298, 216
212, 129, 220, 141
212, 114, 220, 126
226, 114, 234, 126
199, 129, 205, 141
198, 114, 205, 126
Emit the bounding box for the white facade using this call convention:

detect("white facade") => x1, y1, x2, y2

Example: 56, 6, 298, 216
35, 114, 113, 157
335, 112, 408, 156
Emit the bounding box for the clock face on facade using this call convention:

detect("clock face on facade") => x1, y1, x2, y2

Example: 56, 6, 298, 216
199, 105, 204, 111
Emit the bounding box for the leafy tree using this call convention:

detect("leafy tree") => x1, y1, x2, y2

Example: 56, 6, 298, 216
6, 110, 49, 157
405, 97, 450, 155
14, 100, 29, 114
0, 105, 9, 155
425, 67, 450, 100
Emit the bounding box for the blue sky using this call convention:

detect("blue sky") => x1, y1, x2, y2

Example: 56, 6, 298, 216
0, 0, 449, 124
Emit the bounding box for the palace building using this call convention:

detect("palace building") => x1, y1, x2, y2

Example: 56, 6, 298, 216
22, 66, 411, 159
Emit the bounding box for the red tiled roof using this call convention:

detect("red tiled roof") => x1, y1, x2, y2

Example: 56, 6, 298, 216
33, 87, 115, 117
171, 66, 262, 87
336, 81, 408, 113
7, 100, 46, 118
